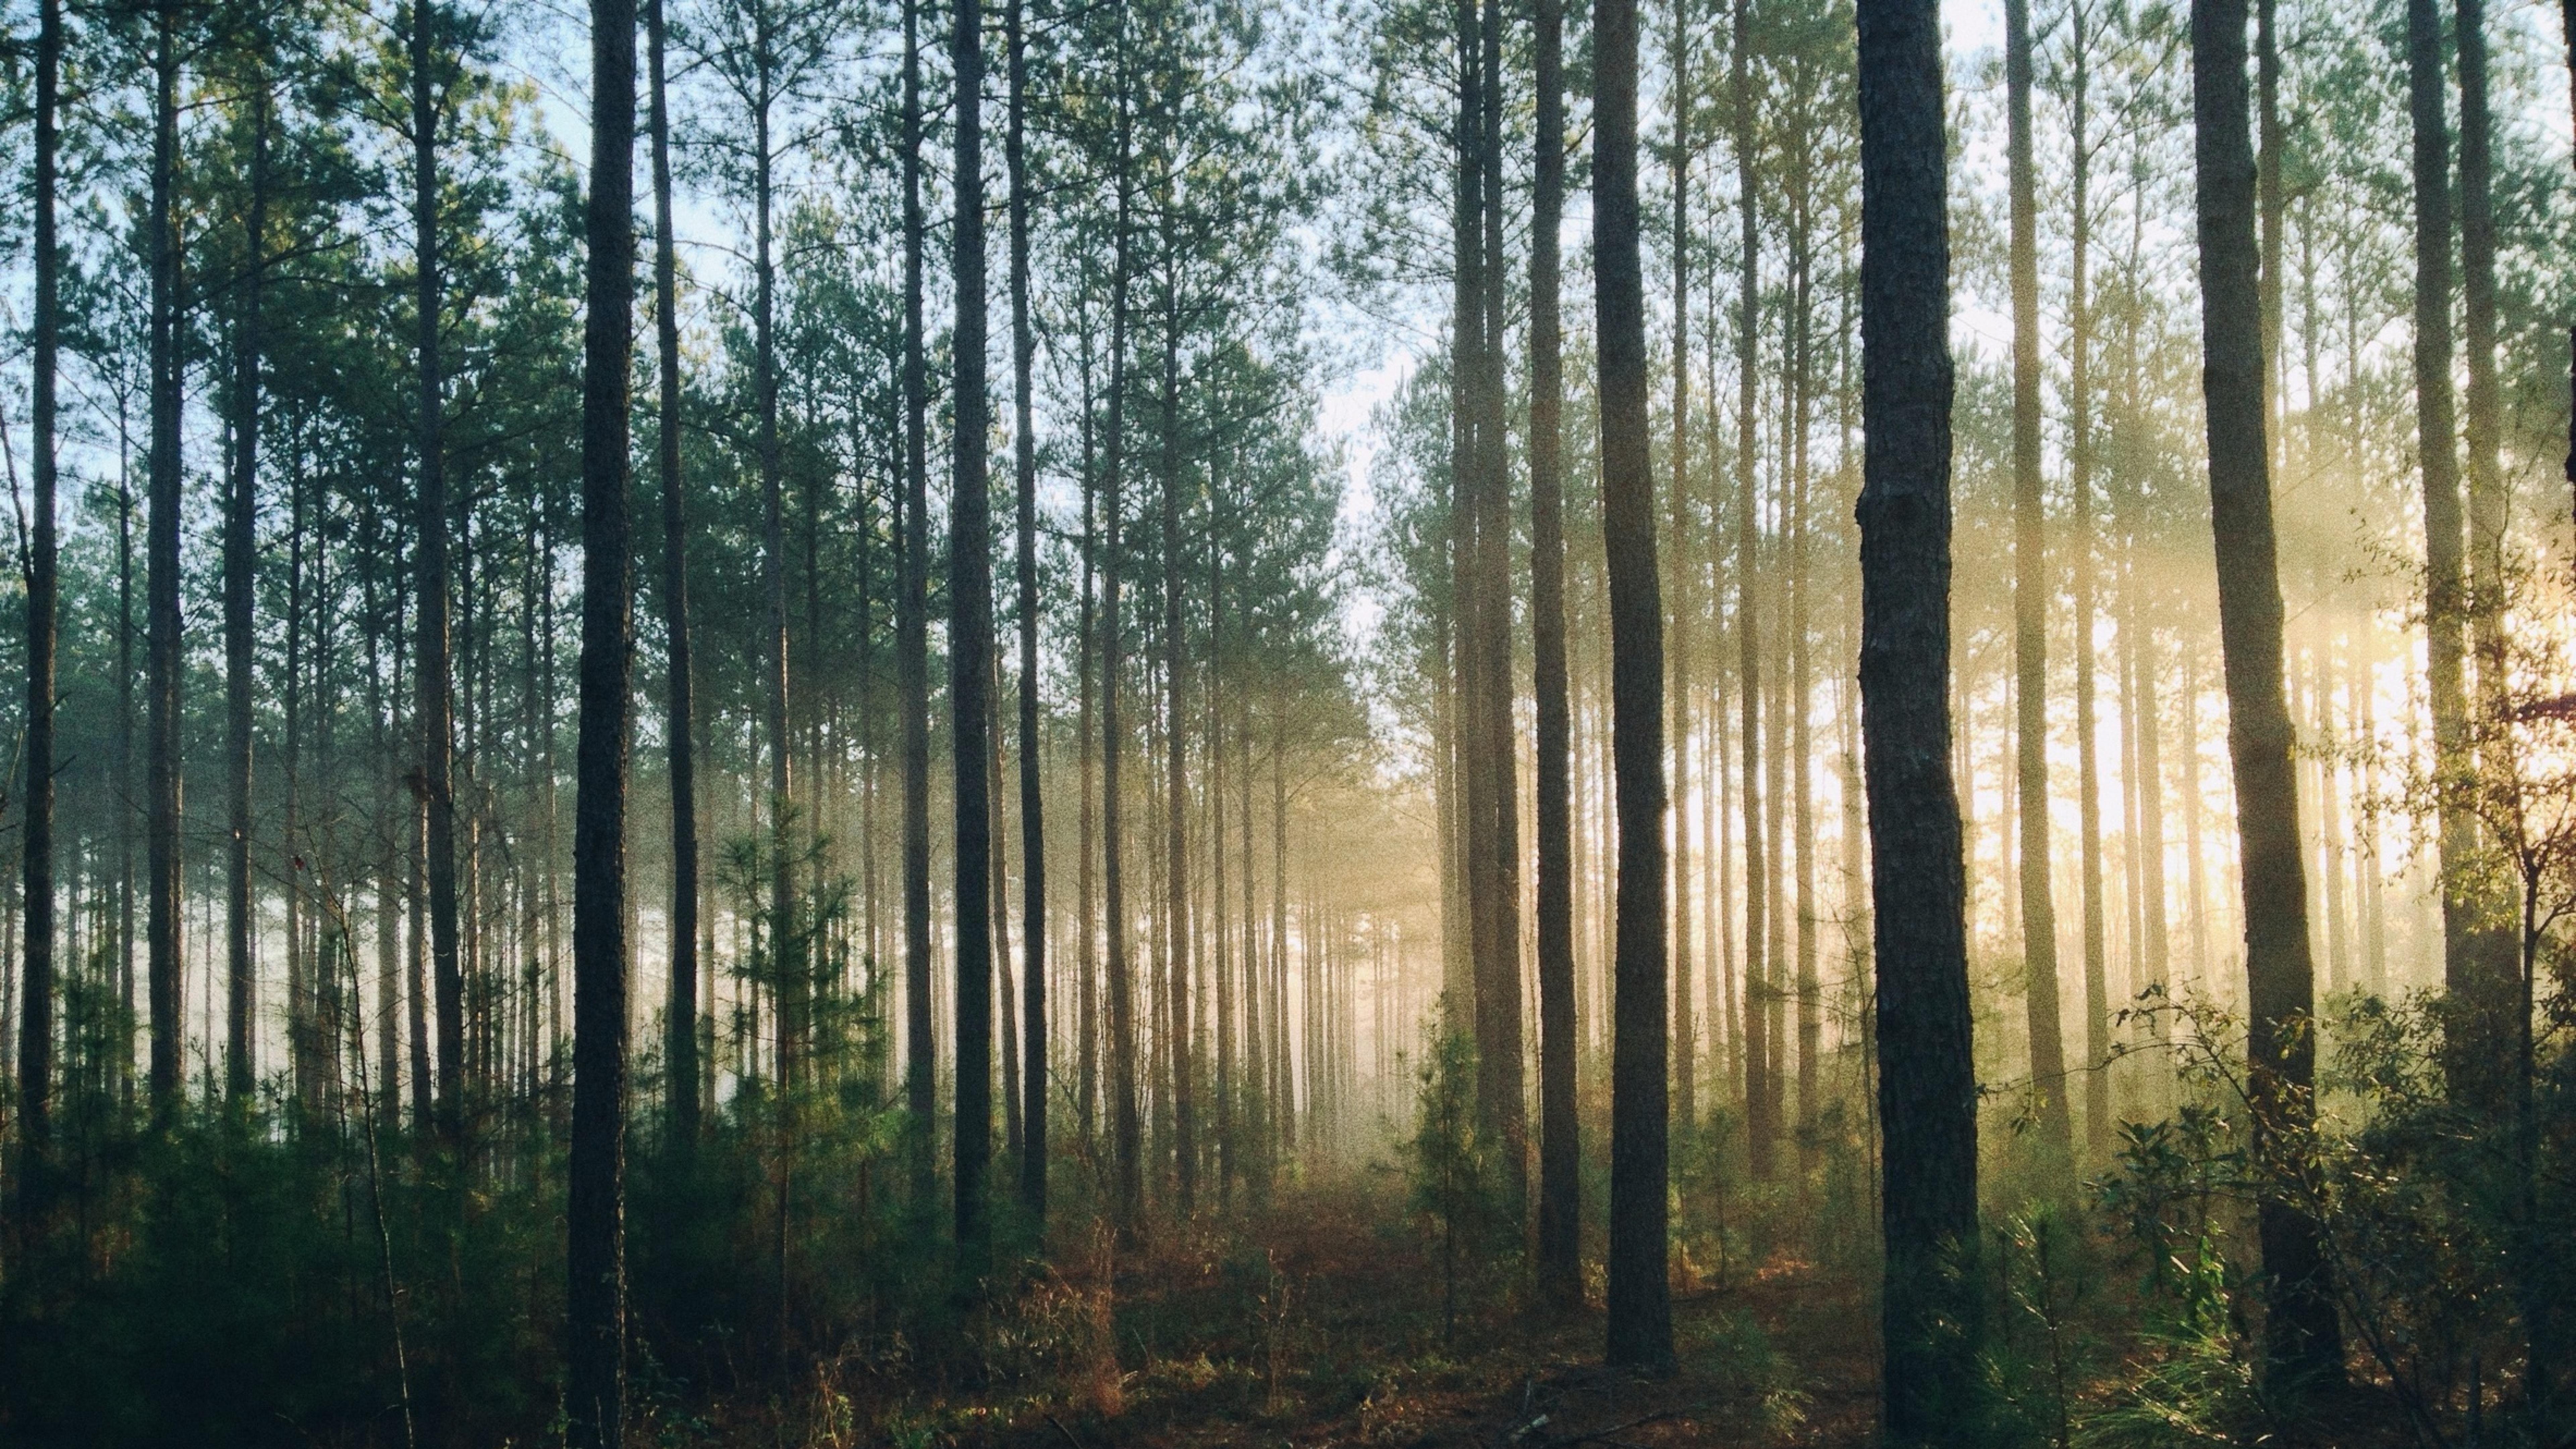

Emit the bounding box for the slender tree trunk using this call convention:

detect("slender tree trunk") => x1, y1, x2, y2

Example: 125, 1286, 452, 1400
225, 74, 271, 1107
1531, 0, 1581, 1309
1078, 329, 1100, 1144
1731, 0, 1772, 1178
2191, 0, 2343, 1382
2457, 0, 2505, 698
1596, 0, 1673, 1369
1270, 715, 1289, 1159
648, 0, 700, 1147
18, 0, 61, 1187
146, 0, 184, 1120
901, 0, 938, 1201
567, 1, 638, 1438
2407, 0, 2506, 1064
1007, 0, 1048, 1231
1787, 135, 1819, 1161
1159, 293, 1195, 1219
1103, 23, 1143, 1236
412, 0, 467, 1146
1240, 662, 1263, 1196
1667, 0, 1696, 1137
2005, 0, 2072, 1185
2068, 1, 2110, 1164
1210, 522, 1232, 1210
1449, 0, 1489, 1078
751, 23, 798, 1088
1473, 0, 1526, 1219
1856, 0, 1981, 1428
286, 446, 312, 1109
995, 664, 1022, 1167
118, 431, 137, 1114
952, 0, 997, 1287
2257, 0, 2283, 452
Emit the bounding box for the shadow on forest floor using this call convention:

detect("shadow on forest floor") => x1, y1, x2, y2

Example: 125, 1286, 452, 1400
675, 1177, 2444, 1449
688, 1183, 1883, 1448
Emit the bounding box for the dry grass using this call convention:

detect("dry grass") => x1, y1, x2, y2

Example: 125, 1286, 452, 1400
672, 1182, 1887, 1449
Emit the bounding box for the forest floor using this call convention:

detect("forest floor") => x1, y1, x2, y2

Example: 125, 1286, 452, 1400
696, 1181, 2432, 1449
798, 1184, 1883, 1449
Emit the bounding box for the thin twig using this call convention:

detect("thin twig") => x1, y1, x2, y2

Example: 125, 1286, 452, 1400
1547, 1407, 1685, 1447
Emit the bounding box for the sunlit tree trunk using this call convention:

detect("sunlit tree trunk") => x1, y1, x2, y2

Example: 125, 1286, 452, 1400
2005, 0, 2072, 1187
1731, 0, 1771, 1178
1210, 525, 1232, 1211
2192, 0, 2343, 1382
1787, 123, 1819, 1163
994, 669, 1021, 1167
2066, 1, 2111, 1159
1473, 0, 1526, 1218
1158, 281, 1196, 1218
1271, 715, 1290, 1159
2407, 0, 2507, 1067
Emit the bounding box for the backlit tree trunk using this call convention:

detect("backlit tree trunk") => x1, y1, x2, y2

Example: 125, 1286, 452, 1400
1855, 0, 1981, 1429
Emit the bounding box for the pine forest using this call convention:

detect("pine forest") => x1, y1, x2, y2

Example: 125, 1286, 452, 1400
1, 0, 2574, 1442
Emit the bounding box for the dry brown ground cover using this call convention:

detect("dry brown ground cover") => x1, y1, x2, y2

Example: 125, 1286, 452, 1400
670, 1184, 1882, 1448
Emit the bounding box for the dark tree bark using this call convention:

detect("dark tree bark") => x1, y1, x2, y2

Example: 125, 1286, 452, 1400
1473, 0, 1526, 1219
225, 66, 271, 1107
647, 0, 700, 1146
2257, 0, 2282, 441
951, 0, 997, 1289
1103, 21, 1143, 1237
901, 0, 937, 1202
1787, 109, 1819, 1159
146, 0, 183, 1118
2191, 0, 2344, 1385
1158, 291, 1195, 1219
18, 0, 60, 1186
1078, 323, 1101, 1144
752, 0, 798, 1088
2005, 0, 2072, 1185
2457, 0, 2506, 711
1448, 0, 1487, 1075
567, 0, 639, 1440
2065, 0, 2112, 1166
1595, 0, 1673, 1371
117, 434, 136, 1114
1008, 0, 1048, 1232
2407, 0, 2506, 1062
1530, 0, 1581, 1311
412, 0, 466, 1145
1731, 0, 1772, 1178
1210, 517, 1232, 1210
1667, 0, 1696, 1139
1854, 0, 1981, 1431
